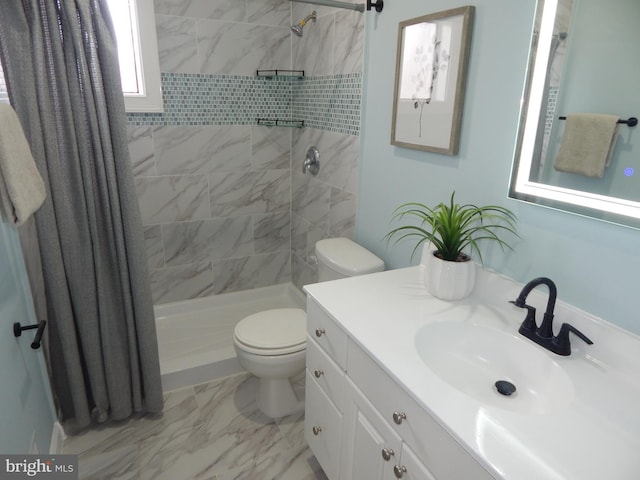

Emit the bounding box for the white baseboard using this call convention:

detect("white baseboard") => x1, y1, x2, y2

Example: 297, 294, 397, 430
49, 421, 66, 454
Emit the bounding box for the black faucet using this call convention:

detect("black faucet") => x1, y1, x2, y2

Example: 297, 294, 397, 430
510, 277, 593, 356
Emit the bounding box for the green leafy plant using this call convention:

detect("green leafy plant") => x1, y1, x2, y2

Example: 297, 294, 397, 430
386, 192, 518, 264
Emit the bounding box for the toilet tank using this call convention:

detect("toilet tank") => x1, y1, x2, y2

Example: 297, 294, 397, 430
315, 238, 385, 282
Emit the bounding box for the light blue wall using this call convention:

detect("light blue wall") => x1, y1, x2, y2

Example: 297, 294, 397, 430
356, 0, 640, 335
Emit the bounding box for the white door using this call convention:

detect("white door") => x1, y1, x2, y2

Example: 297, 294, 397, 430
0, 221, 57, 453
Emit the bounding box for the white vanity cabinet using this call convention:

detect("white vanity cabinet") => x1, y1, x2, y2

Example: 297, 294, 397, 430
305, 297, 495, 480
342, 376, 435, 480
304, 300, 347, 480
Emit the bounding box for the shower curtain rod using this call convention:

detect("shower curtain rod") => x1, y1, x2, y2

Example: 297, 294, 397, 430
289, 0, 383, 13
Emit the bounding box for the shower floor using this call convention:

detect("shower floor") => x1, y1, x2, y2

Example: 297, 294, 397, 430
154, 283, 306, 392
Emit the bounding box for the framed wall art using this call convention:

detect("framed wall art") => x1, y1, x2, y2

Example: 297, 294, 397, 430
391, 6, 475, 155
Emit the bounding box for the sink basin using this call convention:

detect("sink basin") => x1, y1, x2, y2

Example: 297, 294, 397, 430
415, 321, 575, 414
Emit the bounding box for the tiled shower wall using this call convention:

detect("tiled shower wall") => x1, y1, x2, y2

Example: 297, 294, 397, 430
127, 0, 364, 304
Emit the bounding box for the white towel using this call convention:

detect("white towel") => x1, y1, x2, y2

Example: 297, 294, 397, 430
554, 113, 620, 178
0, 103, 46, 225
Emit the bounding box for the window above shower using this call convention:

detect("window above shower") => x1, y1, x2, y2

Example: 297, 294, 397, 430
106, 0, 163, 113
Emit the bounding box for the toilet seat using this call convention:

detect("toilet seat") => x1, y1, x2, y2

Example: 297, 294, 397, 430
234, 308, 306, 356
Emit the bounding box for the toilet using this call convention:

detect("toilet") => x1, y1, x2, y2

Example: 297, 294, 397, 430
233, 237, 384, 418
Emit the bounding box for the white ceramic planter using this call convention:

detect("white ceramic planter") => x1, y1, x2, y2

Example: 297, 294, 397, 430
421, 246, 476, 301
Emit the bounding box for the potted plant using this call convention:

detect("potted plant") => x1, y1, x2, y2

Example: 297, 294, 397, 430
386, 192, 518, 300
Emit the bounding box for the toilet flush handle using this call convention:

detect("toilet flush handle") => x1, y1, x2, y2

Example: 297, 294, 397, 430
315, 328, 325, 338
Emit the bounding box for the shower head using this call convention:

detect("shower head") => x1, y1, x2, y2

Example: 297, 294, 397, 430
291, 11, 317, 37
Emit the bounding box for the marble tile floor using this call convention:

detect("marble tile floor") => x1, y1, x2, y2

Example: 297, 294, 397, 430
63, 372, 328, 480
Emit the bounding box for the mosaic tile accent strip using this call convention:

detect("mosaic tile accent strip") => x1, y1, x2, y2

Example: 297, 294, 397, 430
292, 74, 362, 135
126, 72, 362, 136
126, 73, 292, 126
544, 86, 559, 136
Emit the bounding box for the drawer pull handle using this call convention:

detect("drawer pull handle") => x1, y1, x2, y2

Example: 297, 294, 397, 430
381, 448, 395, 461
314, 368, 324, 378
315, 328, 325, 337
393, 465, 407, 478
312, 426, 322, 436
392, 411, 407, 425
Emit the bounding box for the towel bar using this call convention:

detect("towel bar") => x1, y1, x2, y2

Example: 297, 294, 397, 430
13, 320, 47, 349
558, 116, 637, 127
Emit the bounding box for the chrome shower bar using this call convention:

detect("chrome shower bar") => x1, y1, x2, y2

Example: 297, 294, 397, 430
289, 0, 383, 13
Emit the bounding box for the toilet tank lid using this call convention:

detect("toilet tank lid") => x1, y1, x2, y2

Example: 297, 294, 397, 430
315, 238, 385, 276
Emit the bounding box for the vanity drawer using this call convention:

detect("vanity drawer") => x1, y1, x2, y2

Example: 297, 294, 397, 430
307, 337, 346, 411
305, 369, 342, 480
347, 340, 495, 480
307, 298, 348, 369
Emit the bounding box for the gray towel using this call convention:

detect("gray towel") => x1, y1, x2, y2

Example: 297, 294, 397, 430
554, 113, 620, 178
0, 103, 46, 224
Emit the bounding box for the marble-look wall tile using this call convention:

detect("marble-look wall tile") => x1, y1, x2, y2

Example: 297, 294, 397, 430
290, 127, 358, 288
127, 0, 366, 302
306, 223, 327, 261
329, 187, 355, 239
149, 261, 215, 304
163, 217, 253, 266
292, 171, 330, 230
254, 212, 291, 254
144, 225, 165, 269
292, 3, 335, 20
291, 127, 312, 166
155, 15, 199, 74
197, 21, 291, 76
291, 252, 316, 292
209, 170, 290, 217
252, 126, 291, 170
334, 10, 365, 75
154, 0, 245, 22
212, 252, 290, 294
292, 15, 334, 76
136, 175, 210, 225
247, 0, 290, 27
127, 126, 157, 177
154, 126, 250, 175
290, 213, 309, 261
296, 130, 359, 194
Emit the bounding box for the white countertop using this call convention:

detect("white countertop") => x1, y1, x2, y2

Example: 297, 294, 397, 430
304, 266, 640, 480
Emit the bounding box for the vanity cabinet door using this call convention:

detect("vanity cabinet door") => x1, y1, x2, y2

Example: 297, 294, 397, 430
305, 369, 342, 480
398, 444, 437, 480
342, 378, 402, 480
348, 339, 494, 480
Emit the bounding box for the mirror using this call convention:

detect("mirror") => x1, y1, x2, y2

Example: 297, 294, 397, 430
509, 0, 640, 228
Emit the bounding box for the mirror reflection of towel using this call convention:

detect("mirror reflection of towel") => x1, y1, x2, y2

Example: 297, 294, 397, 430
554, 113, 620, 178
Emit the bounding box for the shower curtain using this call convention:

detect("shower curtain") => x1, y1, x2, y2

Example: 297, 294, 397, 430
0, 0, 163, 431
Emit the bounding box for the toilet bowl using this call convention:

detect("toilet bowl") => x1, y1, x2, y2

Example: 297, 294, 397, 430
233, 238, 384, 418
233, 308, 306, 418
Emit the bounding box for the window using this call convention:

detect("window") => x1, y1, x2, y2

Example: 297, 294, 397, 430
106, 0, 163, 113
